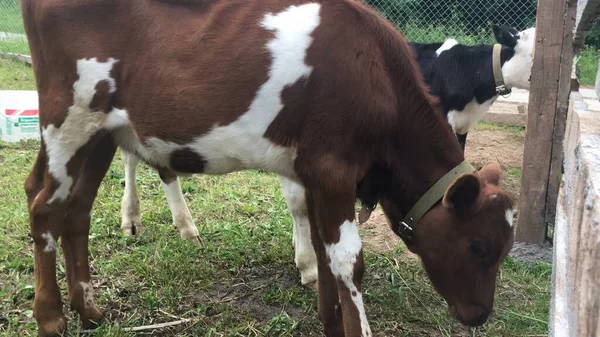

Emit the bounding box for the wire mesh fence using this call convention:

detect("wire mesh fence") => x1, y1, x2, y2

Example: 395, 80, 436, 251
0, 0, 28, 54
0, 0, 538, 54
366, 0, 538, 44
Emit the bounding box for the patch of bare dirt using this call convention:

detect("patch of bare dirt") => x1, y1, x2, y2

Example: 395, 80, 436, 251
358, 212, 422, 263
464, 129, 524, 170
509, 242, 553, 264
195, 266, 306, 322
465, 128, 524, 205
359, 212, 401, 254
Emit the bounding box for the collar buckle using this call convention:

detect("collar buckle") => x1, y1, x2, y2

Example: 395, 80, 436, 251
398, 220, 414, 241
496, 84, 511, 96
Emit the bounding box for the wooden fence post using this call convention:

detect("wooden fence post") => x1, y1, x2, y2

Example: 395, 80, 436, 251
516, 0, 577, 243
596, 57, 600, 100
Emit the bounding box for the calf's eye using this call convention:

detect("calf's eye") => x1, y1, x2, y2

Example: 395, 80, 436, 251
470, 242, 489, 258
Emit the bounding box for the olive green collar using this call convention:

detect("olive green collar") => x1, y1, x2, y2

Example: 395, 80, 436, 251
493, 44, 511, 96
398, 160, 476, 241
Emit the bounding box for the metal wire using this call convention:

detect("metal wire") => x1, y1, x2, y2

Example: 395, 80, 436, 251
365, 0, 537, 44
0, 0, 28, 54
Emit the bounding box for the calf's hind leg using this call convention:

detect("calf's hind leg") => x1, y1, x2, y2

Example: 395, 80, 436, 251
62, 134, 117, 329
120, 149, 143, 236
28, 132, 112, 336
25, 143, 68, 337
120, 150, 200, 242
28, 56, 131, 336
279, 175, 318, 288
159, 170, 200, 242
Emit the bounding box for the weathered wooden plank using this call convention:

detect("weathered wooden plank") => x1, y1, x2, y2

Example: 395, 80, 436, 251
481, 112, 526, 127
516, 0, 576, 243
0, 52, 32, 65
544, 0, 577, 237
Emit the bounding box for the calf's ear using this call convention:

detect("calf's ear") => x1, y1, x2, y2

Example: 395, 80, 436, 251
493, 25, 518, 48
442, 173, 480, 212
478, 162, 502, 186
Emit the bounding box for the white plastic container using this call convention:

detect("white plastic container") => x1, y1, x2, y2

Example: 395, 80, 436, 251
0, 91, 40, 142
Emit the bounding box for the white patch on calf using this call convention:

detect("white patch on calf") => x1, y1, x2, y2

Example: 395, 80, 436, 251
502, 27, 535, 90
41, 231, 57, 252
114, 4, 321, 179
104, 108, 130, 129
162, 179, 199, 240
447, 97, 495, 135
505, 209, 514, 227
79, 282, 95, 309
188, 3, 321, 177
325, 220, 372, 337
436, 38, 458, 56
44, 58, 127, 204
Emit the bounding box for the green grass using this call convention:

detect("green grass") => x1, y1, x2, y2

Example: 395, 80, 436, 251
398, 23, 496, 45
508, 168, 522, 179
473, 121, 525, 140
0, 0, 29, 55
0, 140, 551, 337
0, 57, 35, 90
0, 39, 29, 55
0, 0, 25, 34
577, 46, 599, 87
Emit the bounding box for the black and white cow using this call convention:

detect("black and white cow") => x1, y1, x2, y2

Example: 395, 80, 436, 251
410, 25, 535, 149
120, 25, 535, 288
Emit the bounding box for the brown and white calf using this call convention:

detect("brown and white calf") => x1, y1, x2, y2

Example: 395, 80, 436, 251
21, 0, 516, 336
121, 25, 534, 288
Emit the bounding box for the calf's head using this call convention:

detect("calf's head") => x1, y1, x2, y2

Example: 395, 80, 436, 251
493, 25, 536, 90
359, 162, 514, 327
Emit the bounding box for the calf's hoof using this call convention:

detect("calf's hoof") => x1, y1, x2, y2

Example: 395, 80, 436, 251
179, 225, 201, 243
37, 315, 67, 337
121, 219, 142, 237
299, 265, 318, 288
306, 281, 318, 291
323, 324, 345, 337
80, 306, 105, 330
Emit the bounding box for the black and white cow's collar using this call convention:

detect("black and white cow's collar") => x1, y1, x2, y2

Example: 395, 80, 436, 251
492, 44, 511, 96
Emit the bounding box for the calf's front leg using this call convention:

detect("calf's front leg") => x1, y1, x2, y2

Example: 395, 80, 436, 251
306, 188, 372, 337
456, 132, 468, 151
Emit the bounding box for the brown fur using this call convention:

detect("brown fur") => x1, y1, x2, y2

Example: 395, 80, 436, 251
21, 0, 515, 336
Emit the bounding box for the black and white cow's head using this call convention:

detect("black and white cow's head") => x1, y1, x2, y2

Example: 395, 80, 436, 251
493, 25, 535, 90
